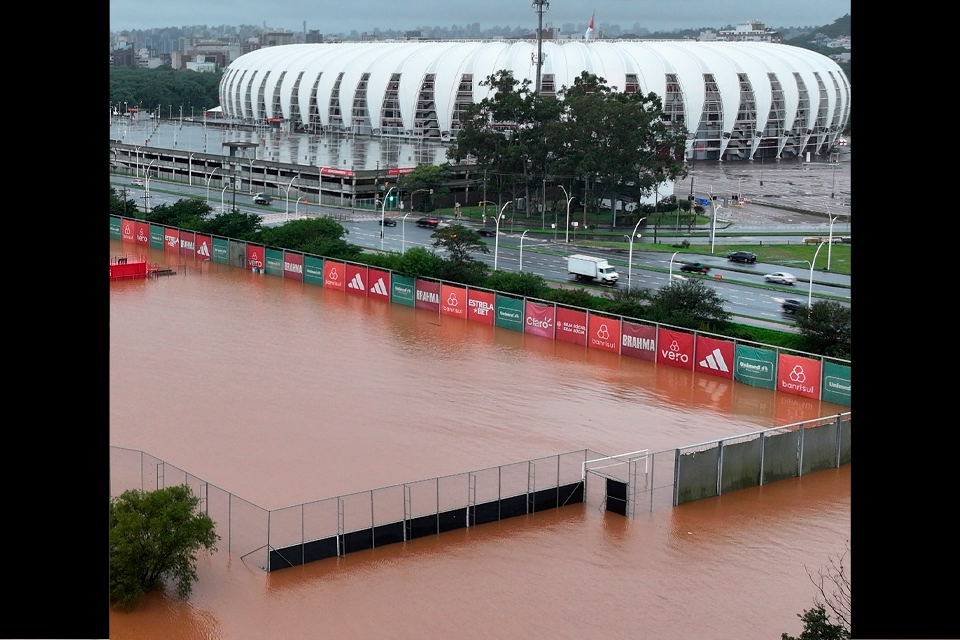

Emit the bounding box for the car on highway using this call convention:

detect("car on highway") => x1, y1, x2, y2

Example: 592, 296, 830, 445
253, 193, 273, 205
130, 179, 145, 186
764, 271, 796, 285
378, 218, 397, 227
727, 251, 757, 263
416, 217, 440, 228
680, 262, 710, 274
781, 299, 804, 314
477, 227, 497, 237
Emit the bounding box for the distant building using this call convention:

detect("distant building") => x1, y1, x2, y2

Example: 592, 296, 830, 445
305, 30, 323, 43
220, 40, 850, 161
717, 21, 781, 43
259, 31, 295, 47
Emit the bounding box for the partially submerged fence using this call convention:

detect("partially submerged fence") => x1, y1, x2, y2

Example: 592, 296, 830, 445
111, 413, 850, 573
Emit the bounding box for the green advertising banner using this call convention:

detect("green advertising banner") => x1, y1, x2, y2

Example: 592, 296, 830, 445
149, 224, 165, 250
303, 256, 325, 286
110, 217, 121, 239
495, 295, 524, 331
264, 248, 284, 277
211, 237, 230, 264
391, 275, 415, 307
734, 345, 777, 390
821, 361, 851, 406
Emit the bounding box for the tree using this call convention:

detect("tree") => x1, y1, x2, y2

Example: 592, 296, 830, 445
110, 485, 219, 610
647, 279, 730, 329
110, 186, 139, 218
484, 271, 549, 298
197, 210, 262, 239
431, 224, 488, 264
397, 164, 451, 212
145, 197, 212, 229
794, 300, 850, 358
782, 542, 851, 640
394, 246, 444, 279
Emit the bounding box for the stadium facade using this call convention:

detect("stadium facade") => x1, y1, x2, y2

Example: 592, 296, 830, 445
219, 40, 850, 161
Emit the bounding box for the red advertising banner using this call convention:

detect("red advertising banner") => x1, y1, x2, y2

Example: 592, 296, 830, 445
121, 219, 136, 243
195, 234, 212, 260
179, 231, 196, 258
319, 167, 355, 177
777, 353, 822, 400
247, 244, 265, 271
441, 284, 467, 319
134, 221, 149, 246
323, 260, 345, 290
415, 279, 441, 312
164, 227, 180, 252
555, 307, 587, 346
694, 335, 735, 380
620, 321, 657, 362
283, 251, 303, 281
345, 263, 368, 296
468, 289, 495, 325
657, 328, 694, 370
524, 301, 555, 338
368, 268, 391, 301
587, 314, 621, 354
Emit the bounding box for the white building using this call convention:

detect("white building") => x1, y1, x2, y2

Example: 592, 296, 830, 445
219, 40, 850, 161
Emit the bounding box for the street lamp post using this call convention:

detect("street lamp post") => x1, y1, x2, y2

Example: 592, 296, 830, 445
205, 167, 219, 206
625, 217, 647, 291
519, 230, 530, 271
808, 242, 827, 307
709, 194, 723, 255
221, 185, 229, 214
401, 213, 412, 253
827, 213, 839, 271
285, 174, 300, 220
559, 185, 574, 244
669, 251, 679, 281
143, 160, 157, 215
491, 202, 512, 271
381, 186, 396, 250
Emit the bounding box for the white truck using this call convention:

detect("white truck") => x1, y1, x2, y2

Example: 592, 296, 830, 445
567, 254, 620, 286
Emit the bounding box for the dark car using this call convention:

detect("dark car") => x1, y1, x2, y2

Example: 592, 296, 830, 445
378, 218, 397, 227
727, 251, 757, 263
680, 262, 710, 274
781, 299, 804, 314
477, 227, 497, 237
416, 217, 440, 228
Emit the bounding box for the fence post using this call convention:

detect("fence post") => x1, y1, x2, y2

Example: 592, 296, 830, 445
717, 440, 724, 496
798, 421, 805, 478
266, 510, 271, 572
672, 448, 681, 506
759, 431, 766, 486
835, 414, 843, 467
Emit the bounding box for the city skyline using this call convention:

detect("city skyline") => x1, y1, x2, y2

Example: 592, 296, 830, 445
109, 0, 850, 36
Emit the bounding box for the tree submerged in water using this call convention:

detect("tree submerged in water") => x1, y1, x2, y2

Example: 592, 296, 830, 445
109, 485, 219, 609
782, 542, 850, 640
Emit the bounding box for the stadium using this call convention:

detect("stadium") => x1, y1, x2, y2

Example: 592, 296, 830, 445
220, 40, 850, 161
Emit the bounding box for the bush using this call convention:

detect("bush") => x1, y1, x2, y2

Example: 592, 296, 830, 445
110, 485, 219, 609
795, 301, 851, 358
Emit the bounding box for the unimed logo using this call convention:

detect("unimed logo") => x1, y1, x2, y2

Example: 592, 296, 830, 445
499, 308, 520, 320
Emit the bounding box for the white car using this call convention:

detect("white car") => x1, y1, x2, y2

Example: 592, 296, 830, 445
764, 271, 796, 285
130, 179, 145, 187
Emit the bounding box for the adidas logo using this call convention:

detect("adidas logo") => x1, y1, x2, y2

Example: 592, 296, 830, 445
348, 273, 365, 291
371, 278, 388, 295
698, 348, 729, 372
196, 242, 210, 257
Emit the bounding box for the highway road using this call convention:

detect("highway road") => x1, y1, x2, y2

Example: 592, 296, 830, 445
113, 175, 850, 327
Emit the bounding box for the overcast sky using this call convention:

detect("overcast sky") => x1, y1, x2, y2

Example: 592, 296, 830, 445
109, 0, 850, 34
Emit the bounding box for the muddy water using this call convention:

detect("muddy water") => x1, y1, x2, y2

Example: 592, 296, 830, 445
109, 240, 850, 639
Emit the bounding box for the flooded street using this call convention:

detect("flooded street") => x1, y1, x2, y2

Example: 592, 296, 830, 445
110, 239, 850, 639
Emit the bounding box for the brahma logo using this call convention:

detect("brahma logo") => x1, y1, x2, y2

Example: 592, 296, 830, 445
416, 289, 439, 303
181, 238, 196, 252
622, 334, 655, 351
661, 339, 689, 363
283, 261, 303, 273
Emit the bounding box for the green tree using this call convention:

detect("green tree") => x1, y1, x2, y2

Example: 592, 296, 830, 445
794, 301, 850, 358
394, 246, 444, 279
431, 224, 488, 264
397, 164, 451, 212
197, 210, 262, 239
110, 186, 139, 218
647, 279, 730, 329
781, 606, 850, 640
109, 485, 219, 610
145, 198, 212, 229
484, 271, 549, 298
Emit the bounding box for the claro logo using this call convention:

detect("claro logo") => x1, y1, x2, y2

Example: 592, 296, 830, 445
660, 339, 689, 363
526, 316, 552, 329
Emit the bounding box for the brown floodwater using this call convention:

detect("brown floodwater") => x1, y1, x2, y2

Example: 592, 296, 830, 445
109, 239, 850, 639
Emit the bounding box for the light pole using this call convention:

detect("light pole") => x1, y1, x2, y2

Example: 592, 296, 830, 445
519, 230, 530, 271
709, 194, 723, 255
669, 251, 679, 281
625, 217, 647, 291
221, 185, 229, 214
188, 153, 195, 186
559, 184, 574, 243
144, 160, 157, 215
807, 242, 827, 307
381, 186, 396, 250
827, 212, 839, 271
205, 167, 219, 206
401, 212, 412, 253
491, 202, 512, 271
285, 174, 300, 220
